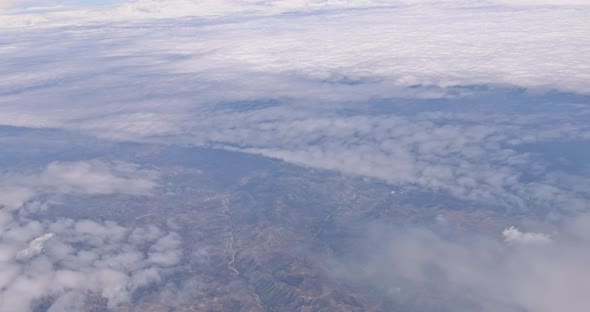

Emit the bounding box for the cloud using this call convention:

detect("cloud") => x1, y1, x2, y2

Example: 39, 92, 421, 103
0, 158, 176, 311
0, 158, 171, 311
338, 216, 590, 312
40, 160, 157, 196
0, 160, 158, 212
0, 1, 588, 310
502, 226, 551, 245
0, 8, 589, 211
0, 65, 588, 219
0, 218, 182, 311
0, 4, 589, 309
15, 232, 55, 261
0, 0, 65, 10
6, 0, 590, 92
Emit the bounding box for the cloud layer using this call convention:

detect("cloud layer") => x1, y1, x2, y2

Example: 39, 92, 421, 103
0, 2, 589, 310
0, 219, 182, 311
0, 160, 178, 311
0, 0, 589, 212
341, 215, 590, 312
2, 1, 589, 91
0, 160, 157, 212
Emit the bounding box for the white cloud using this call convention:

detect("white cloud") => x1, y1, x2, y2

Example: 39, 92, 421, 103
1, 0, 589, 97
15, 232, 55, 262
0, 0, 588, 184
0, 159, 170, 311
342, 217, 590, 312
40, 160, 157, 196
0, 1, 587, 310
0, 218, 182, 312
502, 226, 551, 245
0, 160, 157, 212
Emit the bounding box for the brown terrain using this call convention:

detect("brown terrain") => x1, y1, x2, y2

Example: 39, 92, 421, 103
36, 145, 514, 312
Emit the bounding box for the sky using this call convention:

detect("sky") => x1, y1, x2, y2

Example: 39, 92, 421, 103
0, 0, 119, 8
0, 0, 589, 311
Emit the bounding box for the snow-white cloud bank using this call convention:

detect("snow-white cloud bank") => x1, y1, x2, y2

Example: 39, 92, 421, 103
2, 1, 589, 97
0, 219, 182, 311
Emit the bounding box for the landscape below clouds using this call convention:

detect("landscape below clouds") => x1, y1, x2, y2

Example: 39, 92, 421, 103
0, 0, 589, 311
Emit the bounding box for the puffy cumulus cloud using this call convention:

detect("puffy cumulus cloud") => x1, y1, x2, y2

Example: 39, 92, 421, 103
503, 226, 551, 245
338, 215, 590, 312
0, 157, 176, 311
0, 218, 182, 312
0, 160, 157, 212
